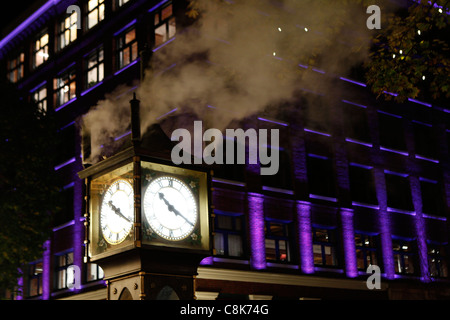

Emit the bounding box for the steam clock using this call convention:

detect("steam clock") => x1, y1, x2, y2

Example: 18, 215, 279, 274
78, 95, 212, 300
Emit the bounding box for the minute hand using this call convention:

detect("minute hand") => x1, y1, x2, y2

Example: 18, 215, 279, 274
158, 192, 194, 226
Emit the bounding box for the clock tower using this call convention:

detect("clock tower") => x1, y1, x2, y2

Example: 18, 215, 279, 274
78, 95, 212, 300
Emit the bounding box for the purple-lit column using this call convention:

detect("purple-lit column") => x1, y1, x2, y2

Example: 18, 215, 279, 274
42, 240, 51, 300
248, 193, 266, 270
297, 201, 314, 274
340, 208, 357, 278
373, 168, 395, 279
410, 176, 430, 282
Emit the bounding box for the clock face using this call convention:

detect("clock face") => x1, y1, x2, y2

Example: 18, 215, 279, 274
100, 179, 134, 245
143, 176, 198, 241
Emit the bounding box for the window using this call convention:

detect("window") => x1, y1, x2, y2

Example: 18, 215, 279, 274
32, 83, 47, 112
313, 227, 338, 267
154, 3, 176, 48
55, 67, 76, 108
117, 27, 138, 70
378, 112, 406, 152
55, 184, 74, 226
7, 52, 24, 83
87, 0, 105, 29
28, 261, 43, 297
393, 239, 417, 275
58, 10, 78, 50
428, 244, 448, 278
85, 46, 104, 88
349, 164, 377, 205
385, 172, 413, 211
33, 30, 49, 69
307, 154, 336, 198
117, 0, 130, 7
55, 251, 74, 290
262, 149, 293, 190
420, 179, 445, 216
86, 263, 104, 282
355, 234, 379, 271
214, 213, 245, 258
342, 102, 370, 143
413, 122, 437, 160
265, 221, 292, 263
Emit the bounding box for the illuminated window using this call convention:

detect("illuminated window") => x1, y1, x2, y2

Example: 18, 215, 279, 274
55, 251, 74, 290
7, 52, 24, 83
86, 263, 104, 282
214, 212, 245, 258
265, 221, 292, 263
33, 30, 49, 69
32, 83, 47, 113
393, 239, 417, 275
355, 233, 379, 271
58, 10, 78, 50
428, 244, 448, 278
55, 67, 76, 108
117, 27, 138, 70
117, 0, 130, 7
28, 261, 43, 297
313, 227, 338, 267
87, 0, 105, 29
154, 3, 176, 48
85, 46, 104, 88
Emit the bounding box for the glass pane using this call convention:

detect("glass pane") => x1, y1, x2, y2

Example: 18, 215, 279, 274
265, 239, 276, 261
125, 29, 136, 44
228, 234, 243, 257
214, 233, 225, 256
217, 215, 232, 230
88, 9, 98, 29
315, 229, 329, 242
88, 0, 98, 12
161, 5, 173, 20
279, 240, 289, 262
313, 244, 323, 265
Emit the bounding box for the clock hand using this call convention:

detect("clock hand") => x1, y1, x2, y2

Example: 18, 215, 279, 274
158, 192, 194, 227
108, 201, 132, 223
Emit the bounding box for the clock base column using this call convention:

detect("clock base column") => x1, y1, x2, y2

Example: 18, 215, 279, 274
106, 272, 197, 300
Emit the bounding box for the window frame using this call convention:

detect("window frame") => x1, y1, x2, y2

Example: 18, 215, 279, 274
312, 227, 339, 267
54, 66, 77, 109
85, 46, 104, 89
116, 26, 138, 71
7, 52, 25, 83
265, 220, 292, 263
27, 260, 43, 297
355, 233, 380, 271
392, 239, 418, 276
214, 212, 246, 258
54, 251, 74, 290
58, 10, 78, 51
153, 2, 176, 48
32, 29, 49, 69
87, 0, 105, 30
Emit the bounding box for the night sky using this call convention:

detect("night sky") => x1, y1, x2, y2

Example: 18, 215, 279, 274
0, 0, 37, 33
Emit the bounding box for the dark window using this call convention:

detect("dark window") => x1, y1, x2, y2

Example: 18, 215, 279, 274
378, 112, 406, 151
262, 149, 292, 190
265, 221, 292, 263
342, 103, 371, 143
385, 172, 413, 211
420, 179, 445, 216
302, 96, 331, 134
355, 234, 379, 271
55, 184, 74, 227
413, 122, 437, 159
214, 213, 245, 258
213, 138, 245, 182
349, 164, 377, 205
393, 239, 417, 275
307, 155, 336, 198
312, 227, 338, 267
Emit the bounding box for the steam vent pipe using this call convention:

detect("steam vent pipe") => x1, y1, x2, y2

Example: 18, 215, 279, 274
130, 93, 141, 145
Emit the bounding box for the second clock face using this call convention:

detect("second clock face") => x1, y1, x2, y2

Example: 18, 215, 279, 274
143, 176, 198, 241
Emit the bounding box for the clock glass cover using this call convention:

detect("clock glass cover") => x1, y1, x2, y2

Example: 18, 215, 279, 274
100, 179, 134, 245
144, 176, 198, 241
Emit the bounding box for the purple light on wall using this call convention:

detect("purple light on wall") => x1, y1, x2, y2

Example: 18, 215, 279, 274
339, 77, 367, 87
42, 240, 51, 300
297, 202, 314, 274
200, 256, 214, 265
248, 193, 266, 270
340, 208, 358, 278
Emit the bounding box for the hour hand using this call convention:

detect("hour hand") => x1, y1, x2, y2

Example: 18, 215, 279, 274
158, 193, 194, 226
108, 201, 131, 223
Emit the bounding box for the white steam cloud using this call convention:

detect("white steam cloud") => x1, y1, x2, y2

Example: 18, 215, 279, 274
83, 0, 393, 163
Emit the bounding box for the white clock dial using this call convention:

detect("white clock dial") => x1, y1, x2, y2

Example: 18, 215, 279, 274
100, 179, 134, 245
143, 176, 198, 241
